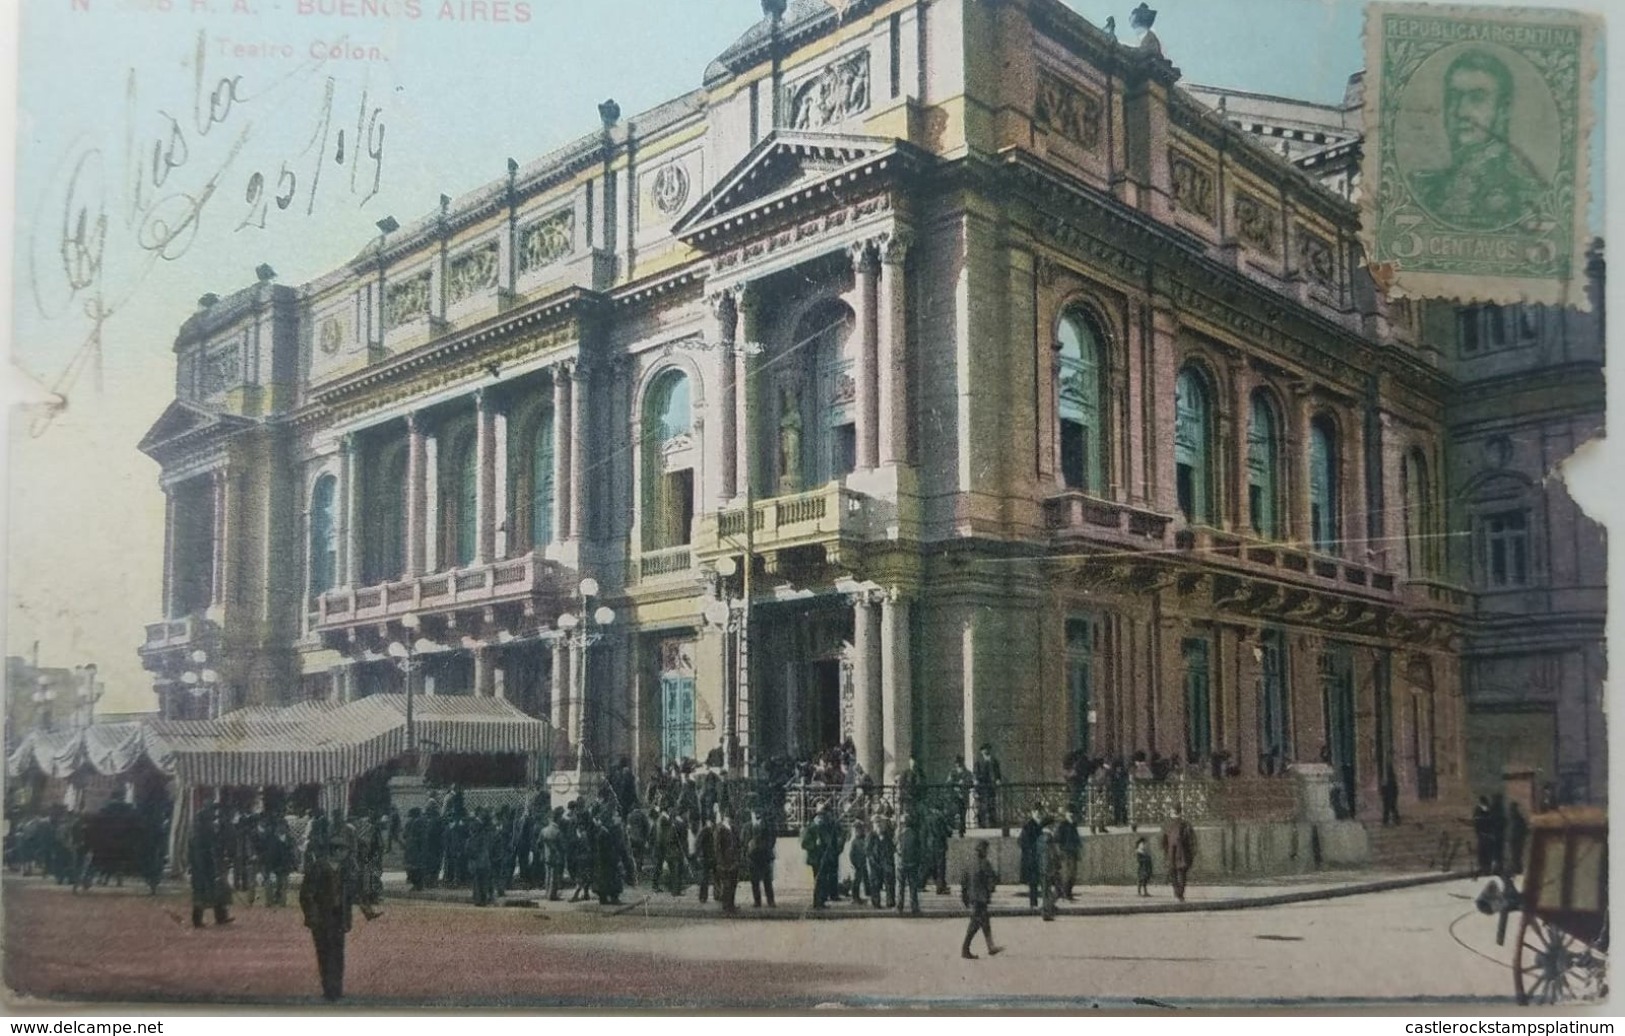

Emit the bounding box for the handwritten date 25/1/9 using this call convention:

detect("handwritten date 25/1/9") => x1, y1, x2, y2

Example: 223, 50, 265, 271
239, 79, 384, 231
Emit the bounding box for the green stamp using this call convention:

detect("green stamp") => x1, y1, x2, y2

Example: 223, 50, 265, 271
1361, 3, 1599, 308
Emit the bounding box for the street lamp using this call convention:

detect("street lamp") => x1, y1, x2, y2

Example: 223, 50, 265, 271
180, 649, 221, 720
386, 612, 440, 758
554, 577, 615, 773
702, 556, 744, 770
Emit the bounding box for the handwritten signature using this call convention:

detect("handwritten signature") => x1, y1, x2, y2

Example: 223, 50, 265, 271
27, 31, 387, 433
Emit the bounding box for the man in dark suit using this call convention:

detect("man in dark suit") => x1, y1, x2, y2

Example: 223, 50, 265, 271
959, 840, 1004, 960
1055, 808, 1083, 900
1161, 803, 1196, 902
974, 745, 1004, 829
714, 813, 741, 913
300, 832, 357, 1001
188, 802, 233, 928
743, 808, 777, 908
1017, 808, 1043, 908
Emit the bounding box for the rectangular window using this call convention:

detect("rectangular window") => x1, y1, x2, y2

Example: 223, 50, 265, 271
1183, 637, 1211, 763
1258, 629, 1290, 773
1066, 618, 1093, 758
665, 469, 695, 547
1320, 644, 1356, 815
1486, 304, 1508, 347
1483, 510, 1530, 587
1458, 307, 1480, 354
661, 675, 696, 767
889, 13, 902, 98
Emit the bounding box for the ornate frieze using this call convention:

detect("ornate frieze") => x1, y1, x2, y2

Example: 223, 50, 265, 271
784, 49, 871, 131
384, 270, 432, 329
519, 209, 575, 273
1295, 226, 1335, 290
1035, 69, 1104, 151
1170, 151, 1216, 221
711, 195, 892, 273
1234, 192, 1279, 254
448, 242, 499, 304
1036, 214, 1148, 281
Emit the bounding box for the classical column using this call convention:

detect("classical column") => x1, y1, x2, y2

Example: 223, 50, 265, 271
853, 241, 881, 471
880, 591, 913, 785
569, 641, 587, 761
1345, 403, 1370, 561
851, 593, 882, 779
340, 435, 362, 586
210, 469, 227, 606
162, 490, 176, 616
475, 389, 498, 565
569, 364, 588, 540
473, 644, 496, 697
552, 366, 572, 542
1286, 384, 1313, 545
549, 644, 568, 740
405, 413, 428, 577
877, 233, 912, 467
711, 291, 739, 501
1230, 360, 1252, 533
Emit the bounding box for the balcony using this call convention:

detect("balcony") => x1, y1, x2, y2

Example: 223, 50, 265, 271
1402, 578, 1474, 613
635, 545, 695, 584
139, 615, 213, 667
694, 482, 871, 564
1043, 492, 1176, 550
316, 551, 560, 629
1174, 526, 1400, 600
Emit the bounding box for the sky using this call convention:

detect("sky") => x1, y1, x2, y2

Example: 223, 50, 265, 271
2, 0, 1612, 715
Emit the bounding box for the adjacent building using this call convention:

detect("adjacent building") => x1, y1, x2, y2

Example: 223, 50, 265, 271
140, 0, 1491, 824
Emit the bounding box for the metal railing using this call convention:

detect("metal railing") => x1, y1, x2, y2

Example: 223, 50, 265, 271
652, 777, 1220, 836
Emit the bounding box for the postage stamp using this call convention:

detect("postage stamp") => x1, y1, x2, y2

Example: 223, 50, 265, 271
1361, 2, 1601, 307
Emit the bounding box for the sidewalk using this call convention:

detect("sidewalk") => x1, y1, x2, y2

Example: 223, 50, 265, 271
380, 868, 1467, 920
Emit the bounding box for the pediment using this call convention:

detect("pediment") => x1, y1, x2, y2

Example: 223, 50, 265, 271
138, 399, 251, 458
673, 131, 914, 240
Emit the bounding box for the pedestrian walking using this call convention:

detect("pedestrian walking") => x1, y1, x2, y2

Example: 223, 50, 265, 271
714, 813, 741, 913
848, 818, 870, 908
1161, 803, 1195, 902
1135, 835, 1153, 896
896, 812, 923, 916
959, 840, 1004, 960
1056, 808, 1082, 900
695, 815, 717, 904
1040, 817, 1062, 921
1018, 807, 1043, 908
869, 807, 897, 909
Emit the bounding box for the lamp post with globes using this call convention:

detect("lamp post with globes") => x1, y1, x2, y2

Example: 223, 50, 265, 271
701, 556, 742, 770
386, 612, 440, 761
74, 664, 101, 729
555, 577, 615, 773
180, 649, 221, 720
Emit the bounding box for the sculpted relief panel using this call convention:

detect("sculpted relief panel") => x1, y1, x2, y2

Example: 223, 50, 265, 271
784, 50, 871, 131
385, 270, 432, 329
519, 209, 576, 274
1170, 151, 1216, 220
1036, 69, 1104, 151
1234, 192, 1279, 254
1296, 226, 1336, 289
448, 242, 499, 304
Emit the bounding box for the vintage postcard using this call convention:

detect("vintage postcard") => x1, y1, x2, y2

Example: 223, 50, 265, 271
1361, 2, 1600, 308
2, 0, 1613, 1016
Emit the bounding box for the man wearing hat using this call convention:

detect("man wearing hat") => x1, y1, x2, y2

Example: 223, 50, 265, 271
299, 830, 358, 1000
1161, 802, 1196, 902
973, 744, 1003, 829
1017, 807, 1043, 909
801, 801, 842, 909
188, 801, 233, 928
959, 840, 1004, 960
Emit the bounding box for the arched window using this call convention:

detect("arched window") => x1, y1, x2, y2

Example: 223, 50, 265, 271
1403, 448, 1431, 577
308, 475, 338, 601
439, 422, 478, 569
1057, 309, 1106, 492
643, 369, 695, 550
1174, 366, 1214, 524
1247, 391, 1281, 538
1308, 415, 1340, 553
362, 439, 407, 585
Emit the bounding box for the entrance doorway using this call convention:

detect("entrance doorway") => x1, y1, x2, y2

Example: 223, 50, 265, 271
1321, 645, 1357, 817
811, 659, 842, 753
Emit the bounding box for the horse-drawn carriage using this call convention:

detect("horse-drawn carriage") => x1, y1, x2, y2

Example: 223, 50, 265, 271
1478, 806, 1608, 1005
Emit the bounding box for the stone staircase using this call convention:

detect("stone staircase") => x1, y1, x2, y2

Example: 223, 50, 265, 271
1365, 807, 1472, 872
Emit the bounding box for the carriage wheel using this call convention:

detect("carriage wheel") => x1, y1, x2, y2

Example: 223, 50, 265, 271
1515, 915, 1608, 1005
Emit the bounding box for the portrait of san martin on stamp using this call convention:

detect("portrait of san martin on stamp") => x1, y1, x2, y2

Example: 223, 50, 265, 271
2, 0, 1613, 1014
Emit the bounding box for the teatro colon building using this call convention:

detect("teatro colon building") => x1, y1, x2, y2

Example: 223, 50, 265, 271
138, 0, 1480, 827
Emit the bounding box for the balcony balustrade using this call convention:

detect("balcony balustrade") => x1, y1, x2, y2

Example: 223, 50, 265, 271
1173, 525, 1400, 598
317, 551, 558, 628
637, 545, 695, 583
1043, 491, 1176, 549
140, 614, 212, 656
694, 482, 871, 560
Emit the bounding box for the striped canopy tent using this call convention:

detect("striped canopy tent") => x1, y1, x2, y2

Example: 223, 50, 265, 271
6, 722, 164, 781
146, 694, 550, 788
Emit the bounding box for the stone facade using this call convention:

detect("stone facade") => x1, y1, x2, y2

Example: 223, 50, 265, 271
138, 0, 1484, 823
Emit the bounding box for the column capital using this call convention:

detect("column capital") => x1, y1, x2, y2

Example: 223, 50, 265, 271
339, 431, 357, 454
706, 287, 739, 319
406, 410, 424, 434
877, 227, 914, 266
555, 359, 577, 382
849, 239, 880, 274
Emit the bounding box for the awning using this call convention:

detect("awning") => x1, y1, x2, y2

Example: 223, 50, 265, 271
148, 694, 550, 787
8, 695, 549, 788
6, 723, 160, 780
